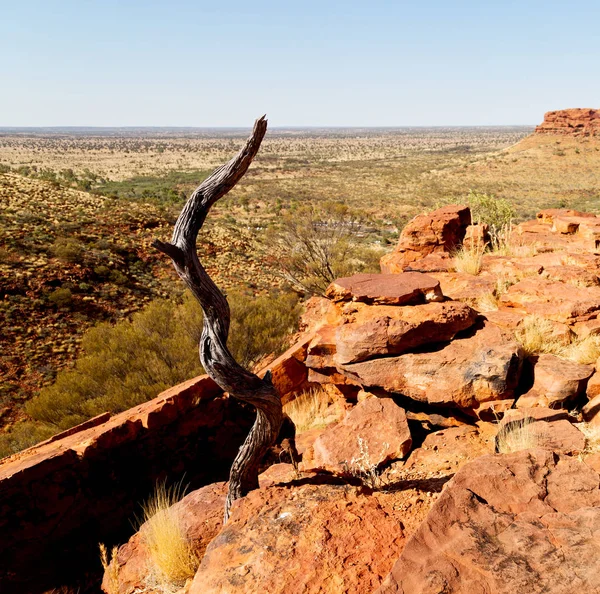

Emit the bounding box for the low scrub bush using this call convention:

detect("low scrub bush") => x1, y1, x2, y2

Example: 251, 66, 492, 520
514, 315, 566, 357
19, 289, 300, 439
48, 287, 73, 307
51, 237, 85, 264
467, 190, 515, 251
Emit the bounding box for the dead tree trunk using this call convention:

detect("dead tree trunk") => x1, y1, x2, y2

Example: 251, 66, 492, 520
152, 116, 283, 521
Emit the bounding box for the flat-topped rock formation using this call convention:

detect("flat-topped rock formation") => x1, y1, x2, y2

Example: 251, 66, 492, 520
535, 108, 600, 137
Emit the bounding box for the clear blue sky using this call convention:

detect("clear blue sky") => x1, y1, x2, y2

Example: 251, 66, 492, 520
3, 0, 599, 127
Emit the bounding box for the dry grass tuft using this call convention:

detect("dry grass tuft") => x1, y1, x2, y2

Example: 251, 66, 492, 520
514, 315, 566, 357
99, 543, 120, 594
562, 335, 600, 365
576, 423, 600, 457
452, 245, 484, 275
476, 291, 499, 312
141, 481, 199, 591
496, 417, 538, 454
283, 386, 339, 433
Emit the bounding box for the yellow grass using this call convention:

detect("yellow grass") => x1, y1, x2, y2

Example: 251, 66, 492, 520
562, 335, 600, 365
283, 387, 338, 433
99, 543, 120, 594
514, 315, 566, 357
496, 417, 538, 454
452, 245, 484, 275
141, 481, 199, 590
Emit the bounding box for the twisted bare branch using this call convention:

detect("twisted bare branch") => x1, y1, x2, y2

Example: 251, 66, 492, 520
152, 116, 283, 520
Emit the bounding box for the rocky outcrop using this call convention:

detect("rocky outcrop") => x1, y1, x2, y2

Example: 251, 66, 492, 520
535, 108, 600, 137
517, 354, 594, 409
339, 320, 523, 410
380, 205, 471, 272
0, 336, 313, 594
303, 397, 412, 474
377, 449, 600, 594
191, 483, 407, 594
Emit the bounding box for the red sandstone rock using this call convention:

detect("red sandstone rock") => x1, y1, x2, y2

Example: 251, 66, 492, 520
463, 223, 490, 249
428, 271, 496, 301
500, 278, 600, 322
535, 108, 600, 137
498, 408, 586, 455
519, 354, 594, 409
191, 483, 406, 594
325, 272, 443, 305
377, 449, 600, 594
537, 208, 597, 224
334, 301, 477, 364
339, 321, 523, 412
103, 482, 226, 594
583, 394, 600, 425
380, 204, 471, 271
402, 252, 453, 273
304, 397, 412, 474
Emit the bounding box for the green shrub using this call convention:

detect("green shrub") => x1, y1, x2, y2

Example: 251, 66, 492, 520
0, 422, 56, 460
228, 290, 302, 369
24, 289, 300, 433
51, 237, 85, 264
48, 288, 73, 307
466, 190, 515, 250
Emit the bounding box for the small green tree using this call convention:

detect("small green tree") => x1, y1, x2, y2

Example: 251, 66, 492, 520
264, 201, 383, 296
466, 190, 515, 250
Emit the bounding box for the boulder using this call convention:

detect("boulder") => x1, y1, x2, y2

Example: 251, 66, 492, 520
325, 272, 443, 305
518, 354, 594, 409
583, 393, 600, 424
380, 204, 471, 271
377, 449, 600, 594
463, 223, 490, 249
334, 301, 477, 364
339, 321, 523, 412
103, 482, 226, 594
191, 483, 407, 594
537, 208, 597, 224
303, 397, 412, 474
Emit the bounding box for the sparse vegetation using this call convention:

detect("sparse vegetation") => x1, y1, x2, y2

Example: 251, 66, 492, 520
452, 244, 484, 275
466, 190, 515, 250
495, 417, 537, 454
344, 436, 390, 489
514, 315, 567, 357
283, 386, 339, 432
99, 543, 120, 594
139, 481, 199, 591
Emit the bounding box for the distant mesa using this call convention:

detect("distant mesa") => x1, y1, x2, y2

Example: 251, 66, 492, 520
535, 108, 600, 136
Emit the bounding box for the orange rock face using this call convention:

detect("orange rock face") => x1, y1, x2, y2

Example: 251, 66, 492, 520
191, 483, 407, 594
305, 397, 412, 474
325, 272, 443, 305
334, 301, 477, 365
535, 108, 600, 136
380, 204, 471, 272
377, 449, 600, 594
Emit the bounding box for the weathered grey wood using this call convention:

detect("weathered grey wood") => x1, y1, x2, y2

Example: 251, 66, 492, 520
152, 116, 283, 521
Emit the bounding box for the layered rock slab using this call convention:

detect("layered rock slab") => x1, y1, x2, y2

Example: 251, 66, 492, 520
326, 272, 443, 305
334, 301, 477, 365
191, 483, 406, 594
377, 449, 600, 594
339, 321, 523, 410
